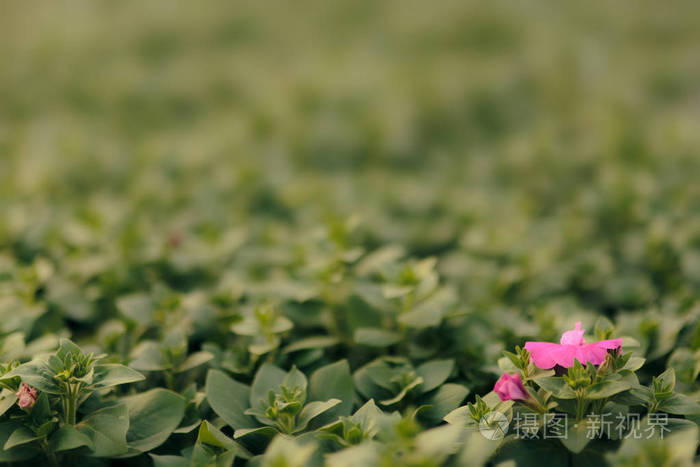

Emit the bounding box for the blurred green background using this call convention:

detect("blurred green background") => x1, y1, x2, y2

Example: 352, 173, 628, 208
2, 0, 700, 321
3, 5, 700, 464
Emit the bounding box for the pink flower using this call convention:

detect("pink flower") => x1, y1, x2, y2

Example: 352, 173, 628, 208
16, 383, 38, 409
494, 372, 529, 401
524, 321, 622, 369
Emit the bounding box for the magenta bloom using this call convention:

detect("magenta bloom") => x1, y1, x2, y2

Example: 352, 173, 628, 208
524, 321, 622, 369
494, 372, 529, 401
16, 383, 38, 409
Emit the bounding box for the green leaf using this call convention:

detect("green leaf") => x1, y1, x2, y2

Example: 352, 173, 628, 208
129, 342, 167, 371
283, 366, 308, 393
456, 431, 503, 466
56, 338, 82, 360
34, 420, 57, 439
248, 337, 281, 356
622, 356, 646, 372
116, 293, 154, 325
1, 360, 61, 394
606, 421, 698, 465
612, 385, 653, 405
594, 317, 614, 339
397, 307, 442, 328
0, 332, 27, 361
656, 368, 676, 393
497, 356, 519, 373
658, 393, 700, 415
534, 377, 577, 399
443, 406, 472, 426
4, 426, 40, 450
92, 364, 145, 389
585, 380, 631, 400
345, 293, 383, 330
49, 424, 93, 452
268, 315, 294, 334
0, 422, 37, 462
354, 328, 402, 347
197, 420, 235, 449
176, 351, 213, 373
258, 435, 317, 467
325, 443, 379, 467
414, 424, 463, 460
382, 284, 413, 299
205, 369, 255, 429
560, 418, 593, 453
494, 436, 570, 465
0, 389, 17, 417
415, 359, 454, 393
354, 360, 394, 401
355, 244, 405, 275
308, 360, 353, 425
352, 399, 388, 428
602, 402, 629, 440
380, 377, 423, 406
29, 392, 51, 422
196, 420, 251, 459
76, 404, 129, 457
233, 426, 278, 440
294, 399, 342, 433
120, 388, 185, 454
418, 383, 470, 424
283, 336, 340, 353
667, 348, 700, 384
190, 444, 237, 467
149, 454, 189, 467
250, 363, 286, 407
46, 280, 94, 321
482, 390, 515, 410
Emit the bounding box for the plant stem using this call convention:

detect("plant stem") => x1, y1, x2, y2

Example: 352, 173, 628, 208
42, 439, 59, 467
64, 383, 79, 425
575, 390, 587, 421
277, 414, 295, 434
67, 392, 76, 425
165, 370, 175, 390
648, 400, 659, 413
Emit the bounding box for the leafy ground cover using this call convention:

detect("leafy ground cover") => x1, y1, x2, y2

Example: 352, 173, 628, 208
2, 1, 700, 465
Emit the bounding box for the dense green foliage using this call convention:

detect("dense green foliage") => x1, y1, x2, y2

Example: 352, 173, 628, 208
2, 1, 700, 465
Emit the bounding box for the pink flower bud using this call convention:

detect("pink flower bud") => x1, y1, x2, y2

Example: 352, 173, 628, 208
494, 372, 529, 401
16, 383, 38, 409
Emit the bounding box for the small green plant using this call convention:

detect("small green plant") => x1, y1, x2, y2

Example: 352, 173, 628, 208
0, 339, 145, 463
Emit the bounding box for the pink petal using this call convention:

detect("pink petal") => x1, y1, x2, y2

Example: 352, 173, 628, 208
576, 344, 608, 365
523, 342, 560, 369
549, 344, 579, 368
560, 321, 586, 345
494, 373, 529, 401
525, 336, 623, 369
593, 338, 622, 350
